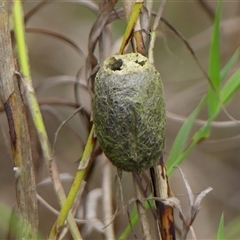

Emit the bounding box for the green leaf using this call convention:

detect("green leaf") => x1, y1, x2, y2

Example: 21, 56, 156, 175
167, 97, 207, 176
221, 69, 240, 105
225, 216, 240, 239
168, 120, 211, 177
217, 213, 225, 240
0, 203, 43, 239
167, 69, 240, 178
208, 0, 223, 118
220, 48, 240, 81
119, 1, 143, 54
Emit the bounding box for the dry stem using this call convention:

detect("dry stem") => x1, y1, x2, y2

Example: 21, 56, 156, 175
132, 173, 152, 240
0, 1, 38, 238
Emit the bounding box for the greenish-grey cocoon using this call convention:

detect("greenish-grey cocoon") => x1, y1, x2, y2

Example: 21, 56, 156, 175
93, 53, 166, 172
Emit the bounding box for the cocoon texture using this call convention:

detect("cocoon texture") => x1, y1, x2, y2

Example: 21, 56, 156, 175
93, 53, 166, 172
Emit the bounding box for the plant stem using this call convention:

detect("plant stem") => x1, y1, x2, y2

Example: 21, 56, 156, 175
13, 1, 81, 239
0, 0, 38, 238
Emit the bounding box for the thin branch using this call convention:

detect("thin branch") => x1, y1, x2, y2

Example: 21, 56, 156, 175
24, 0, 51, 24
148, 0, 166, 63
197, 0, 215, 21
52, 106, 83, 157
86, 0, 117, 82
160, 16, 240, 125
133, 173, 152, 240
37, 191, 104, 231
26, 27, 86, 58
101, 155, 115, 239
49, 125, 96, 238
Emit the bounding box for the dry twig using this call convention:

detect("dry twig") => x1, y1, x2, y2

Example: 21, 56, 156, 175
133, 173, 152, 240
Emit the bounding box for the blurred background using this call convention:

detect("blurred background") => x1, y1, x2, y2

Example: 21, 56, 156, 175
0, 0, 240, 239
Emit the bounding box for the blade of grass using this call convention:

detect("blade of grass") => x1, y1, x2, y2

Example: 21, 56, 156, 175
208, 0, 222, 118
220, 48, 240, 81
220, 69, 240, 105
167, 97, 207, 176
217, 213, 225, 240
210, 68, 240, 115
119, 1, 143, 54
168, 121, 211, 177
167, 0, 235, 178
225, 216, 240, 239
168, 68, 240, 177
0, 203, 43, 239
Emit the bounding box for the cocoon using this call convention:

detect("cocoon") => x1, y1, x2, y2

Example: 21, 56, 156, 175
93, 53, 166, 172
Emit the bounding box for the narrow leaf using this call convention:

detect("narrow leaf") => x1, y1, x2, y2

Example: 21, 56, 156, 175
225, 216, 240, 239
167, 97, 207, 175
220, 48, 240, 81
168, 69, 240, 177
208, 0, 223, 118
221, 69, 240, 105
119, 2, 143, 54
217, 213, 225, 240
168, 119, 211, 177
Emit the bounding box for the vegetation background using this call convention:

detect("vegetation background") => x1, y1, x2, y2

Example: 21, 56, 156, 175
0, 0, 240, 239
